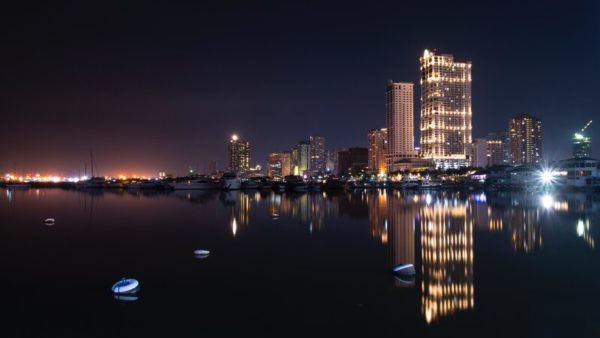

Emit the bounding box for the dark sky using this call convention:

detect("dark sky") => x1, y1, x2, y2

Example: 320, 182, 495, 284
2, 1, 599, 176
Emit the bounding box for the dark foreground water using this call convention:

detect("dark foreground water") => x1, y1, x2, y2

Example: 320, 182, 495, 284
1, 188, 600, 337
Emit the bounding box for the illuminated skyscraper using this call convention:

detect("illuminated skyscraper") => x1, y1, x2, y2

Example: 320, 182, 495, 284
420, 49, 472, 169
469, 138, 487, 167
386, 81, 415, 172
228, 134, 250, 172
368, 128, 388, 175
508, 114, 543, 165
309, 135, 326, 173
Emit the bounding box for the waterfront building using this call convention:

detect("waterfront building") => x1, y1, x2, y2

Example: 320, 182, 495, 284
228, 134, 250, 172
292, 141, 311, 176
508, 114, 543, 165
309, 135, 326, 173
325, 148, 340, 174
558, 157, 600, 188
420, 49, 472, 169
486, 132, 506, 166
470, 138, 487, 168
268, 152, 292, 178
386, 81, 416, 172
337, 147, 368, 176
368, 128, 388, 175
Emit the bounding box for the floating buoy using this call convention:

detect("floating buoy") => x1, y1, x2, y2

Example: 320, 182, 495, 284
392, 264, 416, 276
193, 249, 210, 256
44, 218, 55, 225
111, 278, 139, 294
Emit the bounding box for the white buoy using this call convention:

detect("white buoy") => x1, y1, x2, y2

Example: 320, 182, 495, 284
392, 264, 416, 276
193, 249, 210, 256
44, 218, 55, 225
111, 278, 140, 294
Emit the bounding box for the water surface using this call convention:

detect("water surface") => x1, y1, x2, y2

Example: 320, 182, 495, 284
1, 188, 599, 337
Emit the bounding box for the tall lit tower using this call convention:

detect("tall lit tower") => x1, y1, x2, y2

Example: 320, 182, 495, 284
573, 120, 592, 158
508, 114, 543, 165
386, 81, 415, 172
228, 134, 250, 172
368, 128, 388, 175
420, 49, 472, 169
309, 135, 326, 173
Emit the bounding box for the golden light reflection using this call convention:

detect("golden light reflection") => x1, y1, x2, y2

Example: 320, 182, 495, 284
421, 202, 474, 324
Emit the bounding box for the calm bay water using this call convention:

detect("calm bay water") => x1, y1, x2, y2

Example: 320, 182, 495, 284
1, 188, 600, 337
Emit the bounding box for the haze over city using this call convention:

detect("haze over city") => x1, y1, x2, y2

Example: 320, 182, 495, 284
1, 1, 599, 176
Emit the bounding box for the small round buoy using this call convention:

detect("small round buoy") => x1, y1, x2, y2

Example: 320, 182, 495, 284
112, 278, 139, 294
193, 249, 210, 256
44, 218, 55, 226
392, 264, 416, 276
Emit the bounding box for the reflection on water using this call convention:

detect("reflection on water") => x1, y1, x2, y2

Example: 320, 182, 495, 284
2, 187, 599, 329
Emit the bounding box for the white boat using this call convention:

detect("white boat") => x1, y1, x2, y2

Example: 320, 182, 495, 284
400, 178, 420, 189
111, 278, 139, 294
420, 180, 442, 189
221, 172, 241, 190
170, 176, 216, 190
241, 179, 259, 190
5, 182, 30, 190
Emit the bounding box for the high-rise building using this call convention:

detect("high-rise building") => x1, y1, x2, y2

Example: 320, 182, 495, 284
309, 135, 326, 173
268, 152, 292, 178
228, 134, 250, 172
337, 147, 368, 176
469, 138, 487, 168
573, 133, 592, 158
486, 132, 506, 166
386, 81, 415, 172
368, 128, 388, 175
325, 148, 340, 174
420, 49, 472, 169
508, 114, 543, 165
292, 141, 311, 175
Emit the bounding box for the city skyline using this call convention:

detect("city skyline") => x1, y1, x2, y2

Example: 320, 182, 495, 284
1, 1, 599, 176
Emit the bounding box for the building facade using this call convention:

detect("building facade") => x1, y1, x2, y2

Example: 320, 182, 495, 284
486, 132, 506, 166
292, 141, 311, 176
420, 49, 472, 169
573, 133, 591, 158
267, 152, 291, 178
309, 135, 326, 173
470, 138, 487, 168
386, 81, 415, 172
228, 134, 250, 172
337, 147, 368, 176
508, 114, 543, 165
368, 128, 388, 175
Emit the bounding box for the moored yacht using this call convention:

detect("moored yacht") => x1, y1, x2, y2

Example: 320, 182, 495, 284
170, 175, 217, 190
284, 175, 308, 192
221, 172, 242, 190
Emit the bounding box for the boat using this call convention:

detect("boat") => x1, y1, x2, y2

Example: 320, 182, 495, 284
257, 178, 273, 190
169, 176, 217, 190
81, 177, 106, 189
307, 180, 321, 191
44, 218, 55, 225
420, 179, 442, 190
111, 278, 140, 294
241, 179, 259, 190
284, 175, 308, 192
399, 178, 420, 189
392, 264, 416, 276
193, 249, 210, 256
271, 181, 285, 192
221, 172, 241, 190
323, 177, 345, 190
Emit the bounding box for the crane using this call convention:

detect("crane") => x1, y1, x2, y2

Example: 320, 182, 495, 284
580, 120, 593, 133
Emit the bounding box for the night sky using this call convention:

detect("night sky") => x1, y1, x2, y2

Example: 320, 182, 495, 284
2, 1, 599, 177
